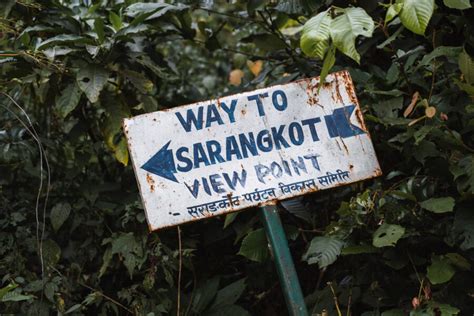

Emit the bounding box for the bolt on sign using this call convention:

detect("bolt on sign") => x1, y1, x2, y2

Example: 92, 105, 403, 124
124, 70, 381, 230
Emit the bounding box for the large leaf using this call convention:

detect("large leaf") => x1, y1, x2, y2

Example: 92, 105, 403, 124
208, 278, 246, 311
300, 9, 331, 59
302, 236, 344, 268
452, 206, 474, 250
125, 2, 187, 20
372, 224, 405, 247
192, 277, 220, 313
459, 50, 474, 84
419, 197, 455, 213
37, 34, 93, 50
55, 82, 82, 118
330, 7, 375, 63
76, 65, 109, 103
238, 228, 268, 263
50, 202, 71, 232
42, 239, 61, 267
443, 0, 471, 10
427, 256, 455, 284
398, 0, 434, 35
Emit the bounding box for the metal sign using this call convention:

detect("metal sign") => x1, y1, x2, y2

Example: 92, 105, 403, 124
124, 70, 381, 230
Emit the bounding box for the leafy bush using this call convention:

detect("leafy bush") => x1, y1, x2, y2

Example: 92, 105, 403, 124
1, 0, 473, 315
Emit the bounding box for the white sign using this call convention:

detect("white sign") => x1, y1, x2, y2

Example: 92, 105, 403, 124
124, 70, 381, 230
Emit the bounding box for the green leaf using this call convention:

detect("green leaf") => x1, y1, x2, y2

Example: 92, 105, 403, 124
0, 284, 18, 300
427, 301, 460, 315
50, 202, 71, 232
238, 228, 268, 263
65, 304, 83, 314
398, 0, 434, 35
223, 212, 238, 229
42, 239, 61, 266
459, 50, 474, 84
125, 2, 187, 20
385, 3, 403, 24
37, 34, 93, 50
427, 256, 455, 284
76, 65, 109, 103
109, 12, 123, 31
302, 236, 344, 268
300, 9, 331, 59
443, 0, 471, 10
55, 82, 82, 118
1, 291, 34, 302
445, 252, 471, 271
192, 277, 220, 313
122, 70, 154, 94
417, 46, 462, 69
372, 224, 405, 247
330, 7, 375, 63
209, 278, 246, 310
341, 244, 379, 255
99, 247, 113, 278
94, 18, 105, 44
452, 206, 474, 250
419, 197, 455, 213
319, 44, 336, 87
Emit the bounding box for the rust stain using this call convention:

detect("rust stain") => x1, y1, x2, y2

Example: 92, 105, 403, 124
241, 109, 246, 115
146, 173, 155, 192
305, 78, 320, 106
341, 70, 359, 107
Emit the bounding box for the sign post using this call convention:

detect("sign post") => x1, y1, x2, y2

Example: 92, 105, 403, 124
123, 70, 381, 315
260, 204, 308, 316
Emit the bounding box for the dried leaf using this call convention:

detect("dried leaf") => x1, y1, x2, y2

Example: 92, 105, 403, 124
229, 69, 244, 86
404, 91, 420, 117
246, 60, 263, 77
425, 106, 436, 118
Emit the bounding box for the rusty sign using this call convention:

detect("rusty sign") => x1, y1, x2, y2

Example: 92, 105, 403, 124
123, 70, 381, 230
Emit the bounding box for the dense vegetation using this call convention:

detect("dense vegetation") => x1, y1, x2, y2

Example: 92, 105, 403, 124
1, 0, 473, 315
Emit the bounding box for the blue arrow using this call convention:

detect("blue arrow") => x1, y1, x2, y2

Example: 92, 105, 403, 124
141, 141, 178, 183
324, 105, 366, 139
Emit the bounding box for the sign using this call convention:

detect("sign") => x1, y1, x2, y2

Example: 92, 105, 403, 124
124, 70, 381, 230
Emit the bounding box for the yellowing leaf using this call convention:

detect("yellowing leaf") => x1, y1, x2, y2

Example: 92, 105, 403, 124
229, 69, 244, 86
114, 138, 129, 166
246, 60, 263, 77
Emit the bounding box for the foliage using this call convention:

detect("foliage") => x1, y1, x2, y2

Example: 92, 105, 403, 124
1, 0, 473, 315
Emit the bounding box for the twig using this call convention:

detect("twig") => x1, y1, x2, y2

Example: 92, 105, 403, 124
80, 282, 134, 315
0, 92, 51, 297
177, 226, 183, 316
328, 282, 342, 316
428, 30, 437, 102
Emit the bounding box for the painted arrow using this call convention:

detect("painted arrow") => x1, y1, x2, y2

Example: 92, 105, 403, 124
141, 141, 178, 183
324, 105, 366, 138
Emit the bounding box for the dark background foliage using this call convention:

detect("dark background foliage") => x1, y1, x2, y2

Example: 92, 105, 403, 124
0, 0, 473, 315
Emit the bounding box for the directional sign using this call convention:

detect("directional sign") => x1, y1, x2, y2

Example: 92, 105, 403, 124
124, 70, 381, 230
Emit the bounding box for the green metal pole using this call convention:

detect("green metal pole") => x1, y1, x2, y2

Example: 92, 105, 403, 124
259, 204, 309, 316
